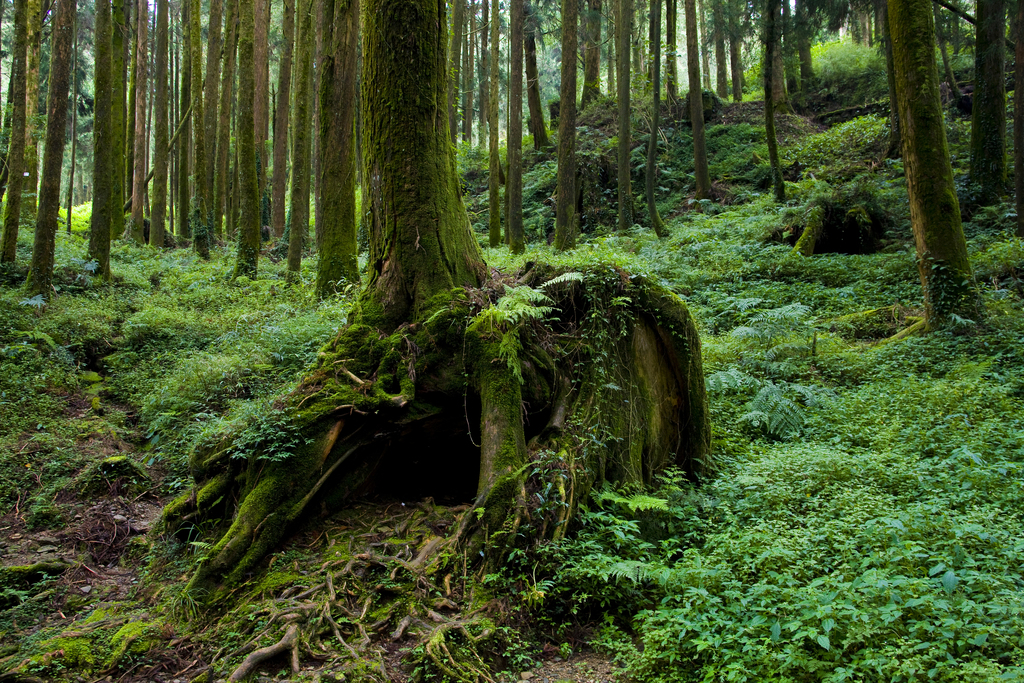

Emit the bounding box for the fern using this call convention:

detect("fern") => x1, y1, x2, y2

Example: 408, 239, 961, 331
595, 487, 670, 513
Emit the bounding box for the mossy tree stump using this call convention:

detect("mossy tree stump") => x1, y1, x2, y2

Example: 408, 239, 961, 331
159, 0, 710, 595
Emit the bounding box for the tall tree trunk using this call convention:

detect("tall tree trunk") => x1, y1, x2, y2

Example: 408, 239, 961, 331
608, 0, 616, 94
255, 0, 271, 198
646, 0, 666, 235
617, 0, 633, 230
111, 0, 127, 240
1015, 0, 1024, 237
125, 1, 137, 217
151, 0, 170, 249
770, 0, 789, 113
554, 0, 577, 250
190, 0, 209, 258
795, 0, 812, 89
88, 0, 114, 279
508, 0, 525, 253
764, 0, 784, 202
464, 0, 475, 143
449, 0, 466, 143
969, 0, 1006, 204
287, 0, 315, 279
362, 0, 486, 328
581, 0, 602, 109
0, 77, 15, 207
22, 0, 41, 220
315, 0, 360, 292
782, 0, 797, 95
130, 0, 148, 242
666, 0, 678, 105
934, 2, 960, 97
488, 0, 501, 247
888, 0, 973, 325
525, 27, 549, 150
28, 0, 74, 295
698, 0, 711, 90
205, 0, 224, 224
215, 0, 239, 238
728, 3, 742, 101
713, 0, 727, 98
880, 0, 900, 158
177, 0, 191, 238
478, 0, 489, 147
686, 0, 710, 199
0, 0, 29, 263
66, 10, 79, 234
272, 0, 295, 238
235, 0, 260, 275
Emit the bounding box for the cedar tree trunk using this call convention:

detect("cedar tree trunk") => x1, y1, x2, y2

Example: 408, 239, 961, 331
617, 0, 633, 230
764, 0, 785, 202
554, 0, 577, 250
646, 0, 667, 235
969, 0, 1006, 204
88, 0, 114, 278
686, 0, 710, 199
0, 0, 28, 263
151, 0, 170, 250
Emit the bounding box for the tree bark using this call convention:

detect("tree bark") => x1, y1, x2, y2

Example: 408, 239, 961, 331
315, 0, 361, 293
479, 0, 489, 147
1016, 0, 1024, 237
728, 2, 742, 101
130, 0, 148, 242
880, 0, 901, 158
111, 0, 127, 240
126, 1, 137, 219
215, 0, 239, 238
888, 0, 973, 325
488, 0, 501, 247
581, 0, 602, 109
27, 0, 74, 295
204, 0, 224, 223
686, 0, 710, 200
287, 0, 315, 279
795, 0, 813, 89
190, 0, 210, 258
554, 0, 577, 250
764, 0, 785, 202
235, 0, 260, 276
150, 0, 170, 249
712, 0, 728, 98
508, 0, 525, 253
255, 0, 271, 197
66, 10, 79, 235
698, 0, 711, 90
969, 0, 1006, 205
525, 25, 550, 150
617, 0, 633, 230
770, 0, 789, 113
449, 0, 466, 143
934, 2, 960, 97
0, 0, 29, 264
89, 0, 114, 279
22, 0, 41, 220
666, 0, 678, 105
272, 0, 295, 238
464, 0, 475, 143
177, 0, 191, 238
646, 0, 666, 235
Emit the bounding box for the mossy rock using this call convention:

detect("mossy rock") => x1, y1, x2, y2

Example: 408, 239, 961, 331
676, 90, 724, 123
75, 455, 150, 496
827, 306, 902, 339
0, 561, 72, 607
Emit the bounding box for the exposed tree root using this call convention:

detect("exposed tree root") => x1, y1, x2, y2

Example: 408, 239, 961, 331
227, 623, 300, 682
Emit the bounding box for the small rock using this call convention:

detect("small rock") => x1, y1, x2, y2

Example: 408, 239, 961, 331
112, 514, 127, 522
10, 533, 22, 540
37, 545, 59, 553
553, 657, 563, 662
521, 673, 534, 681
33, 535, 59, 544
80, 585, 92, 594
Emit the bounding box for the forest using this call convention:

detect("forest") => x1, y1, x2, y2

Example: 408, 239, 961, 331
1, 0, 1024, 678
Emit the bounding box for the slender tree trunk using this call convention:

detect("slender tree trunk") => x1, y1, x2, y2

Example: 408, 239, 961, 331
686, 0, 710, 200
608, 0, 616, 94
880, 0, 900, 158
89, 0, 114, 278
507, 0, 525, 253
795, 0, 813, 89
970, 0, 1006, 204
205, 0, 223, 220
770, 0, 789, 113
27, 0, 73, 295
729, 5, 742, 101
234, 0, 259, 275
66, 10, 79, 234
254, 0, 270, 198
111, 0, 127, 240
666, 0, 678, 105
698, 0, 711, 90
177, 0, 191, 238
215, 0, 238, 237
464, 0, 475, 143
0, 0, 29, 263
287, 0, 314, 279
22, 0, 41, 220
0, 77, 15, 207
713, 0, 727, 98
479, 0, 489, 147
488, 0, 501, 247
888, 0, 973, 325
315, 0, 360, 292
125, 1, 137, 215
272, 0, 295, 238
764, 0, 784, 202
553, 0, 577, 249
151, 0, 170, 249
617, 0, 633, 230
130, 0, 148, 242
934, 3, 960, 97
525, 28, 549, 150
190, 0, 209, 258
581, 0, 602, 109
646, 0, 666, 235
1016, 0, 1024, 237
449, 0, 466, 142
782, 0, 797, 95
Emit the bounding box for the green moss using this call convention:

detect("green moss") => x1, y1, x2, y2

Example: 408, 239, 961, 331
108, 619, 162, 664
75, 455, 150, 495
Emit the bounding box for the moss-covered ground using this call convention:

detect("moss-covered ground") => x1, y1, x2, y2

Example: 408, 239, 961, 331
2, 43, 1024, 681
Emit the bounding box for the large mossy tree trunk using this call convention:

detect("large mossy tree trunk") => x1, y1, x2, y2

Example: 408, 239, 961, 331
888, 0, 973, 325
163, 0, 710, 597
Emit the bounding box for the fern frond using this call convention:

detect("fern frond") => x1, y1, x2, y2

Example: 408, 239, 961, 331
706, 368, 757, 393
541, 271, 584, 288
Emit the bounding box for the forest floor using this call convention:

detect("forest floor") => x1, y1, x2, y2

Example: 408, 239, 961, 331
3, 84, 1024, 682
